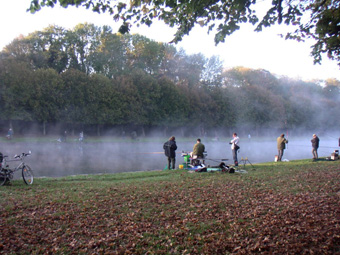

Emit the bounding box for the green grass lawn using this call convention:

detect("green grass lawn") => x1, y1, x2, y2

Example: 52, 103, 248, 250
1, 159, 339, 254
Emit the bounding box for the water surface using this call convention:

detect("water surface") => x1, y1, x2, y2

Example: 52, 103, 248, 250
1, 137, 338, 178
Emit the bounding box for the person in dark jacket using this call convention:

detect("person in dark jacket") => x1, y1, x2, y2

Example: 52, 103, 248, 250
311, 134, 320, 160
163, 136, 177, 170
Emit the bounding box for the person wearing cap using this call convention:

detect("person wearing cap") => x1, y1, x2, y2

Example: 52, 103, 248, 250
277, 133, 288, 161
311, 134, 320, 160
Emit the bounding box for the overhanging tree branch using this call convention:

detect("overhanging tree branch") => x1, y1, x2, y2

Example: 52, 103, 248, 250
28, 0, 340, 67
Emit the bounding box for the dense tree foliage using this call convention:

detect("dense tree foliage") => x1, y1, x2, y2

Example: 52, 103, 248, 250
28, 0, 340, 66
0, 24, 339, 137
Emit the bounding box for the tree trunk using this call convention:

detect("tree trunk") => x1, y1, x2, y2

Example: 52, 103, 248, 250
97, 124, 101, 136
43, 121, 46, 136
163, 126, 168, 137
141, 126, 145, 137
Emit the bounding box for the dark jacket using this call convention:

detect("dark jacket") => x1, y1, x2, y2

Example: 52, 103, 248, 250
311, 136, 320, 149
163, 140, 177, 158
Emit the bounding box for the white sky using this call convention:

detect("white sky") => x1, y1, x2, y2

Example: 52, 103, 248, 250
0, 0, 339, 81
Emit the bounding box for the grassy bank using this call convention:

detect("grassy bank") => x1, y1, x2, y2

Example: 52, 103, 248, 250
1, 159, 339, 254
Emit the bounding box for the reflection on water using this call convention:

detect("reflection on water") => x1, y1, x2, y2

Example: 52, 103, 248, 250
1, 137, 338, 178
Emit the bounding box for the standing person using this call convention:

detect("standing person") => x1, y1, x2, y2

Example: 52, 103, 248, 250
60, 130, 67, 142
79, 131, 84, 142
277, 133, 288, 161
6, 128, 13, 140
163, 136, 177, 170
230, 133, 240, 166
311, 134, 320, 160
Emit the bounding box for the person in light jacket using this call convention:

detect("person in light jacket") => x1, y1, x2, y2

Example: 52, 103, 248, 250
230, 133, 240, 166
277, 133, 288, 161
311, 134, 320, 160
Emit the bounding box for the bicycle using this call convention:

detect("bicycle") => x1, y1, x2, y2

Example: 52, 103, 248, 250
0, 151, 34, 186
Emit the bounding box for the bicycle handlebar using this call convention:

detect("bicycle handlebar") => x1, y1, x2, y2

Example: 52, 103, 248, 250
15, 152, 31, 158
6, 151, 31, 160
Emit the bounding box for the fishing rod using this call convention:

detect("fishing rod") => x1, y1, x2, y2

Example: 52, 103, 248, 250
325, 135, 339, 139
288, 144, 339, 149
285, 119, 289, 150
135, 151, 187, 154
286, 129, 288, 150
204, 158, 229, 163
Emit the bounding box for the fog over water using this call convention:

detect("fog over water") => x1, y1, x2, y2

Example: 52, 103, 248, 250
1, 136, 339, 178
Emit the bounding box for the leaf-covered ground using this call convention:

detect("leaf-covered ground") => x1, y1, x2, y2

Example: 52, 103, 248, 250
1, 160, 340, 254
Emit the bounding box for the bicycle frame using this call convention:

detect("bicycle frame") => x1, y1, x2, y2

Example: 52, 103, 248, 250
3, 157, 25, 173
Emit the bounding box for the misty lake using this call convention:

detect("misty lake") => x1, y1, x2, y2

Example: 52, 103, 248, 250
1, 136, 339, 178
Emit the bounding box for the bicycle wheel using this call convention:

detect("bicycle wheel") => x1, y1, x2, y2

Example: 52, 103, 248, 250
22, 165, 34, 185
0, 169, 7, 186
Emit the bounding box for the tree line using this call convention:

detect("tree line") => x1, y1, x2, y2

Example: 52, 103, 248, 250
0, 23, 339, 137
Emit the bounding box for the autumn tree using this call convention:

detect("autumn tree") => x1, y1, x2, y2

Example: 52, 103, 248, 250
223, 67, 301, 133
323, 78, 340, 99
